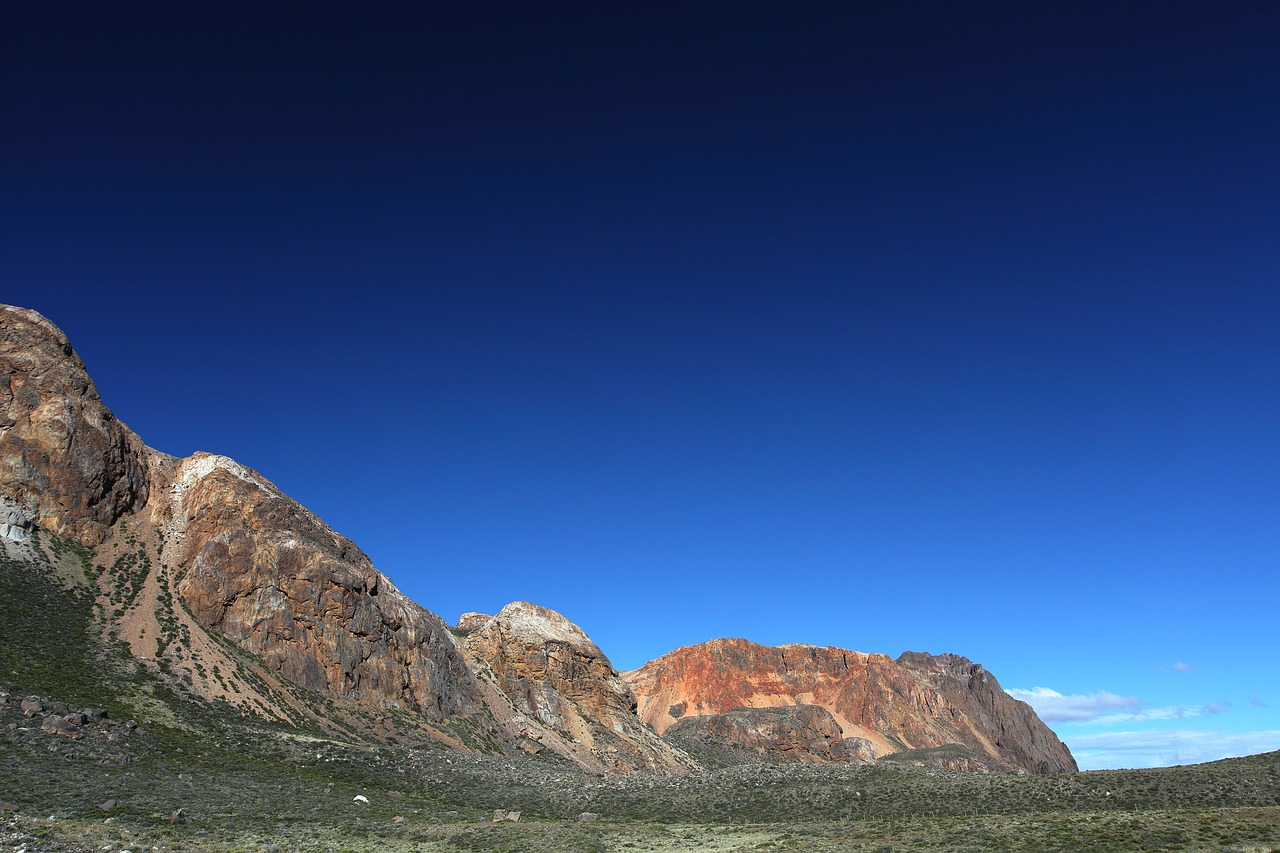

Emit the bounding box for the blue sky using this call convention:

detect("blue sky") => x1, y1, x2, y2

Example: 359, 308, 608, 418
4, 1, 1278, 770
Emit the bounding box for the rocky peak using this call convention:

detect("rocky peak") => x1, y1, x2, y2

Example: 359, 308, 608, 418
455, 612, 491, 634
0, 305, 150, 545
463, 602, 692, 773
0, 306, 488, 731
624, 638, 1076, 774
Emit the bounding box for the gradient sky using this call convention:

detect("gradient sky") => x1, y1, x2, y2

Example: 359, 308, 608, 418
4, 2, 1278, 770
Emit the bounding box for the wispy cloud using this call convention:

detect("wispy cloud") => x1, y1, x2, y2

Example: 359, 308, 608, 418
1087, 704, 1220, 726
1158, 661, 1194, 673
1007, 687, 1139, 723
1250, 697, 1267, 708
1010, 686, 1234, 728
1065, 728, 1280, 770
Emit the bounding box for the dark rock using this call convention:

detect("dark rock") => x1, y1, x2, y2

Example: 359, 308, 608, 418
98, 799, 116, 811
665, 705, 873, 766
170, 808, 189, 825
40, 715, 81, 739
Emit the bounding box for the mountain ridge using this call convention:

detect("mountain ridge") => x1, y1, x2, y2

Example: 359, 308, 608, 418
1, 303, 1074, 775
624, 637, 1077, 773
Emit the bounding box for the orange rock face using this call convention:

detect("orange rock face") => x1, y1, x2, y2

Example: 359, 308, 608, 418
624, 638, 1076, 774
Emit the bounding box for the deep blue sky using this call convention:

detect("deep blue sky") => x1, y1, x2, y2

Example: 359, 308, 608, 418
4, 2, 1278, 769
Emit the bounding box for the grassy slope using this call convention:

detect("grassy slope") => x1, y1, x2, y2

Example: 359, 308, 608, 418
1, 531, 1278, 851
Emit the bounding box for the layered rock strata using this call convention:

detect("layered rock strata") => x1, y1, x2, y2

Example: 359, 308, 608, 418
0, 306, 149, 545
1, 305, 488, 726
461, 602, 692, 773
1, 304, 1075, 776
664, 704, 876, 766
624, 637, 1076, 773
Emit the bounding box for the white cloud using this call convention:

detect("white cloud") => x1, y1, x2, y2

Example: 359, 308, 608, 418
1172, 661, 1192, 672
1007, 687, 1140, 723
1065, 728, 1280, 770
1088, 704, 1210, 726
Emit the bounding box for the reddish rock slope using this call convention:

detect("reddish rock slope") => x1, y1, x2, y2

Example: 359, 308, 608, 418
623, 637, 1076, 773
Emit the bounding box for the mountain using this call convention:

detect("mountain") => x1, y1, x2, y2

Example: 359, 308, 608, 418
460, 602, 694, 773
1, 304, 1074, 776
623, 637, 1077, 773
0, 304, 685, 772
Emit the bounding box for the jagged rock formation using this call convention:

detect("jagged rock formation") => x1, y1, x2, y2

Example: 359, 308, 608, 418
170, 452, 484, 722
0, 305, 490, 731
894, 651, 1076, 774
0, 304, 696, 774
0, 307, 149, 546
664, 705, 876, 767
0, 304, 1074, 777
461, 602, 693, 773
455, 612, 491, 634
623, 638, 1076, 774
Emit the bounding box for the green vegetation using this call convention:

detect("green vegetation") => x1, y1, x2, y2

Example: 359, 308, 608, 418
2, 532, 1278, 851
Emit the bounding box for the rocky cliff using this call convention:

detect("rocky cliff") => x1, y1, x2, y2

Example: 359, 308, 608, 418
169, 452, 485, 722
0, 307, 149, 546
0, 304, 1075, 777
461, 602, 693, 773
623, 638, 1076, 774
0, 305, 490, 732
0, 304, 698, 773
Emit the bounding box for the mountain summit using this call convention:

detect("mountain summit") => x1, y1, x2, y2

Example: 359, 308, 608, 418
623, 638, 1076, 773
1, 304, 1073, 775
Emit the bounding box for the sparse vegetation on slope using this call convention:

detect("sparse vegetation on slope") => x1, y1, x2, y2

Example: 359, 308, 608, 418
2, 533, 1279, 850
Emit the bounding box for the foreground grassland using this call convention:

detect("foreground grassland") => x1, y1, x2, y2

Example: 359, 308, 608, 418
3, 536, 1279, 851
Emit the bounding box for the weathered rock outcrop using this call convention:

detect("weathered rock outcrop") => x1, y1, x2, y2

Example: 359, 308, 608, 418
0, 306, 487, 730
462, 602, 693, 773
624, 638, 1076, 773
170, 452, 484, 721
0, 304, 1074, 778
0, 304, 699, 772
895, 651, 1076, 775
664, 705, 875, 766
0, 306, 150, 546
455, 612, 491, 634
